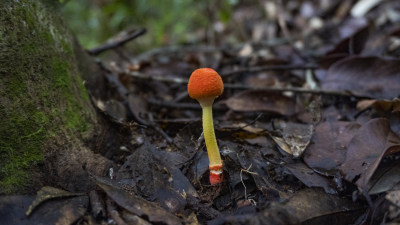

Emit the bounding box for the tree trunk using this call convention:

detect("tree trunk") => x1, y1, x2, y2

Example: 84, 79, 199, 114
0, 0, 112, 194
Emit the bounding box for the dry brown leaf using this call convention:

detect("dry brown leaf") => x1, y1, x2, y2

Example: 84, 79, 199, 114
340, 118, 400, 189
225, 90, 296, 116
321, 56, 400, 99
304, 121, 361, 176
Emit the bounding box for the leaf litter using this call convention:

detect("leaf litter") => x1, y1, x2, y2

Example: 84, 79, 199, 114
4, 1, 400, 224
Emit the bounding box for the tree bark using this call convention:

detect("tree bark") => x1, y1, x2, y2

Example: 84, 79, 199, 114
0, 0, 112, 194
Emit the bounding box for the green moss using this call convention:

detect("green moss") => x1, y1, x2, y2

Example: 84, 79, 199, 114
0, 0, 92, 193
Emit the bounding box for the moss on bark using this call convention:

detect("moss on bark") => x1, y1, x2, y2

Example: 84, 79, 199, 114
0, 0, 98, 193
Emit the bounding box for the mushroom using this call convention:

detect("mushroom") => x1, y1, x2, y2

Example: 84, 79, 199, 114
188, 68, 224, 185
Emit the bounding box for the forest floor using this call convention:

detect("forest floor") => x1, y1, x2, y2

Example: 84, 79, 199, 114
3, 1, 400, 224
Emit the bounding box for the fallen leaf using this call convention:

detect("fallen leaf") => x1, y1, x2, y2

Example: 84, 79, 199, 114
93, 176, 183, 225
386, 189, 400, 220
26, 186, 85, 216
270, 120, 314, 158
368, 161, 400, 195
285, 162, 337, 194
340, 118, 400, 190
357, 98, 400, 113
327, 24, 370, 55
304, 121, 361, 175
224, 90, 296, 116
209, 188, 363, 225
116, 143, 197, 213
274, 188, 363, 224
386, 190, 400, 208
318, 22, 370, 69
0, 195, 88, 225
321, 56, 400, 99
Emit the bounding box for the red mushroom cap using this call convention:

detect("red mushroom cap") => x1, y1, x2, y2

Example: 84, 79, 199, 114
188, 68, 224, 100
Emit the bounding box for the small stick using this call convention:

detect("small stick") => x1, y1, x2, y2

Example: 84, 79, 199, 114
221, 64, 318, 77
240, 164, 257, 205
129, 71, 360, 97
88, 29, 146, 55
147, 98, 227, 111
134, 38, 291, 62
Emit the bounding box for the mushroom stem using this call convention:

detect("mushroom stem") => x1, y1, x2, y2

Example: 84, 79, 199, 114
202, 105, 222, 165
199, 98, 223, 185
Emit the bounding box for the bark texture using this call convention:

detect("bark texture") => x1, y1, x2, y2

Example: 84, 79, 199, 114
0, 0, 112, 194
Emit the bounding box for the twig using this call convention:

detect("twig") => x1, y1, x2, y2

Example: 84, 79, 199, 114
129, 71, 359, 97
223, 83, 355, 96
236, 113, 263, 131
221, 64, 318, 77
147, 98, 227, 111
130, 71, 187, 84
88, 29, 147, 55
153, 117, 201, 124
240, 164, 257, 206
134, 38, 291, 62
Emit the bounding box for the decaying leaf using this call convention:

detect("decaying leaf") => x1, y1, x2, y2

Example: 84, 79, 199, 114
0, 195, 88, 225
274, 188, 363, 224
386, 190, 400, 207
357, 98, 400, 113
209, 188, 363, 225
321, 56, 400, 99
236, 141, 285, 193
224, 90, 296, 116
270, 120, 314, 158
304, 121, 361, 175
26, 186, 85, 216
116, 143, 197, 214
121, 210, 152, 225
386, 189, 400, 219
368, 162, 400, 195
340, 118, 400, 190
285, 162, 337, 194
93, 175, 183, 225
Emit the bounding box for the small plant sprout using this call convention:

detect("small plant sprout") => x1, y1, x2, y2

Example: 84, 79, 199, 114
188, 68, 224, 185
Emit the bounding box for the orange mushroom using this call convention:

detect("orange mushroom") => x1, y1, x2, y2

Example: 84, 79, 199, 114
188, 68, 224, 185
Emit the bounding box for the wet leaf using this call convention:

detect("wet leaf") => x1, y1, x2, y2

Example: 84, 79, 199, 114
104, 99, 128, 122
0, 195, 88, 225
340, 118, 400, 189
386, 189, 400, 220
116, 142, 197, 213
357, 98, 400, 113
304, 121, 361, 175
236, 142, 286, 194
224, 90, 296, 116
270, 120, 314, 158
386, 190, 400, 208
368, 161, 400, 195
274, 188, 363, 224
318, 25, 370, 69
328, 24, 370, 55
285, 162, 337, 194
321, 56, 400, 99
209, 188, 363, 225
122, 210, 152, 225
94, 176, 183, 225
26, 186, 85, 216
